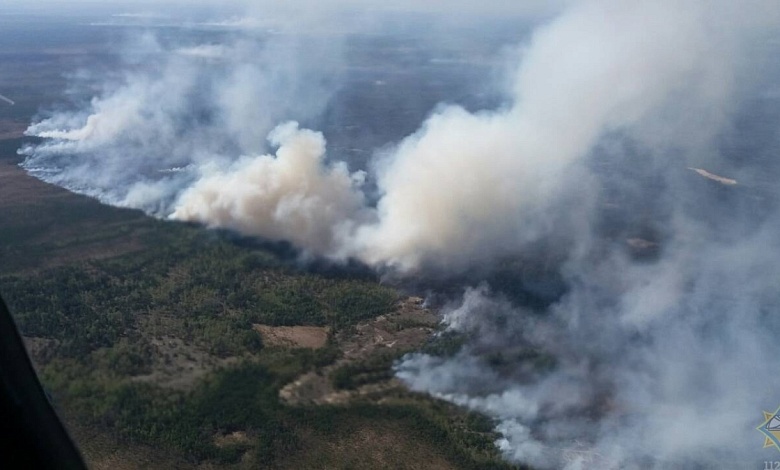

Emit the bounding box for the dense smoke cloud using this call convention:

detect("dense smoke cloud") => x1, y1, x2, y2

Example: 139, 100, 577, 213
170, 122, 368, 256
22, 28, 343, 214
19, 0, 780, 468
391, 1, 780, 468
348, 0, 767, 272
398, 223, 780, 468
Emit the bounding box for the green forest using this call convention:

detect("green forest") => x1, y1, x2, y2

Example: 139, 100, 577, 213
0, 192, 521, 469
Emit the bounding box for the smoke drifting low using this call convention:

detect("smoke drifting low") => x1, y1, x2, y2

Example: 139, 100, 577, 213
20, 0, 780, 468
22, 28, 343, 214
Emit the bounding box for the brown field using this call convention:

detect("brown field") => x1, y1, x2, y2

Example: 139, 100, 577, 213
253, 324, 330, 349
0, 163, 65, 206
0, 162, 150, 273
0, 120, 26, 140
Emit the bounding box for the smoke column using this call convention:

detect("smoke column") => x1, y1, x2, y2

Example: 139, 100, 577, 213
20, 0, 780, 468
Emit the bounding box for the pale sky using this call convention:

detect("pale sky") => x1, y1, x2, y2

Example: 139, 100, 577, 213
1, 0, 569, 18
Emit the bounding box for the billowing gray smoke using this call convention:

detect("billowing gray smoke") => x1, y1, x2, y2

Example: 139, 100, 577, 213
22, 28, 343, 215
20, 0, 780, 468
391, 1, 780, 467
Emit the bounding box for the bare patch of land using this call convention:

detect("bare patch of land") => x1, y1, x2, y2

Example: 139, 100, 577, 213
253, 324, 329, 349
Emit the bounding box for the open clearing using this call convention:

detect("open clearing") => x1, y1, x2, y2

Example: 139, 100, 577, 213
253, 324, 330, 349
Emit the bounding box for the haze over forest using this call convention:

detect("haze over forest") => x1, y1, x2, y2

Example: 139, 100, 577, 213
4, 1, 780, 468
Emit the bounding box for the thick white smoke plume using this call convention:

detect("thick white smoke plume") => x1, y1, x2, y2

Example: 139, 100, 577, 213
354, 0, 725, 271
170, 122, 368, 256
19, 0, 780, 468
